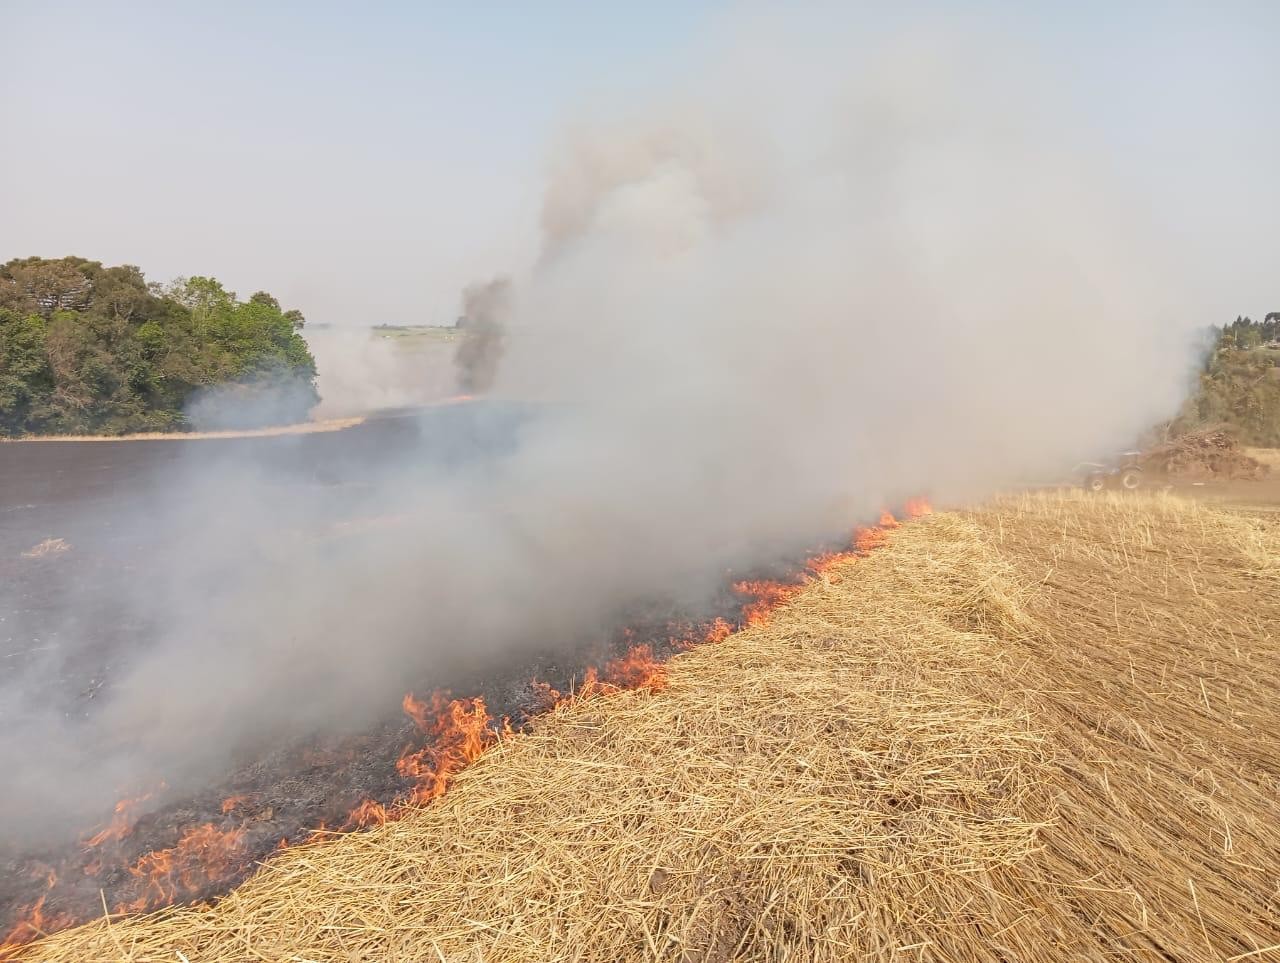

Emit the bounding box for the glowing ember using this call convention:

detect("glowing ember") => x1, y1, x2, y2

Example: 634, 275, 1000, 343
527, 679, 565, 712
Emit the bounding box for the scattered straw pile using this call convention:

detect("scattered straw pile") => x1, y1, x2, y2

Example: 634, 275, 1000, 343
20, 492, 1280, 961
20, 538, 70, 559
1142, 427, 1270, 480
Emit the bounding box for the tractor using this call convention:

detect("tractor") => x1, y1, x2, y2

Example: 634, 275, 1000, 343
1076, 451, 1145, 493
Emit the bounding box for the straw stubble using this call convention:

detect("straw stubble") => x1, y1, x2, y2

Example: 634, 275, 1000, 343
22, 492, 1280, 962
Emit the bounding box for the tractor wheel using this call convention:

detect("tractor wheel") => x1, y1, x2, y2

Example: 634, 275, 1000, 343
1119, 468, 1143, 491
1084, 472, 1107, 493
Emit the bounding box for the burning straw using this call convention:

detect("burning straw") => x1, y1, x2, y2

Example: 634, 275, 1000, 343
13, 492, 1280, 961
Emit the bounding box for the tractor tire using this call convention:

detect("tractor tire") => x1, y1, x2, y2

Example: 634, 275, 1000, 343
1119, 468, 1143, 491
1084, 472, 1107, 493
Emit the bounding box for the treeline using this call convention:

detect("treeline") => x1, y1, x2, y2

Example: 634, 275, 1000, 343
1175, 314, 1280, 446
0, 256, 318, 436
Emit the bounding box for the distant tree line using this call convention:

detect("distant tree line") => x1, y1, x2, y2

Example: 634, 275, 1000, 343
0, 256, 318, 436
1174, 314, 1280, 446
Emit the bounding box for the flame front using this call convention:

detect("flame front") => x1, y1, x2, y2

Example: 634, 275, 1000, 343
733, 580, 804, 628
1, 868, 69, 950
1, 496, 929, 952
344, 799, 389, 829
396, 693, 496, 806
905, 497, 933, 518
82, 786, 162, 849
118, 823, 247, 914
370, 500, 920, 824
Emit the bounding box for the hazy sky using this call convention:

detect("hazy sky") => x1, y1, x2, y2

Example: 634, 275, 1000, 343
2, 1, 1276, 325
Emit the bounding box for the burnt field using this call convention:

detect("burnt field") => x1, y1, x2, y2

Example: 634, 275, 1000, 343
1, 403, 535, 719
23, 490, 1279, 963
0, 405, 861, 944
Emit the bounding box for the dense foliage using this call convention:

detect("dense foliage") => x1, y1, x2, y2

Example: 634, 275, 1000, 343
0, 256, 317, 435
1176, 314, 1280, 446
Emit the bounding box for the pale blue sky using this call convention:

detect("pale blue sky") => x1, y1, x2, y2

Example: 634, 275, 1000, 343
2, 2, 1276, 323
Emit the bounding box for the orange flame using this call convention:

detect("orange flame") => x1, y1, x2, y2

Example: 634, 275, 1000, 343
82, 786, 162, 849
1, 868, 69, 950
701, 617, 733, 644
904, 496, 933, 518
6, 492, 936, 950
578, 644, 667, 699
355, 648, 671, 823
118, 823, 247, 913
344, 799, 389, 829
396, 694, 496, 806
400, 691, 439, 733
854, 525, 889, 554
527, 679, 564, 712
733, 579, 804, 628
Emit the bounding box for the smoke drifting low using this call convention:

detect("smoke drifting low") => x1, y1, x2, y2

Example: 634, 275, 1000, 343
303, 327, 456, 418
2, 21, 1215, 845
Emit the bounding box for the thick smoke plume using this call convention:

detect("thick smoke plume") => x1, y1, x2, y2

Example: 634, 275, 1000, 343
0, 17, 1242, 847
454, 278, 511, 394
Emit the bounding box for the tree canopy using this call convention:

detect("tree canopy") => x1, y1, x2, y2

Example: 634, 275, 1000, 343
0, 256, 317, 435
1175, 315, 1280, 446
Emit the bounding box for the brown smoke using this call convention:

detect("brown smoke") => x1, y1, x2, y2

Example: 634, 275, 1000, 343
453, 278, 511, 394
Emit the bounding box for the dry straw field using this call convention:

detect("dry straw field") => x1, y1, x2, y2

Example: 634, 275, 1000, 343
19, 491, 1280, 962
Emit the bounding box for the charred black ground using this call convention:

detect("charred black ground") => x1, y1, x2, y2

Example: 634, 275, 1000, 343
0, 407, 854, 942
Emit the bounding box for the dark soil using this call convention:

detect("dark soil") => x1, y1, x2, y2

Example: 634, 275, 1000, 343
0, 406, 848, 943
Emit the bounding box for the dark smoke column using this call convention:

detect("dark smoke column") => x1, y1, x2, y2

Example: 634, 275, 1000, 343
454, 278, 511, 394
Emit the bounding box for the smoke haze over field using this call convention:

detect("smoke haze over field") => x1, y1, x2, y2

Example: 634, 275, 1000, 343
2, 7, 1277, 845
304, 327, 457, 418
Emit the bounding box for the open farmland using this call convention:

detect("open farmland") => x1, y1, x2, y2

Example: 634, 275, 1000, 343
15, 490, 1280, 962
0, 403, 870, 945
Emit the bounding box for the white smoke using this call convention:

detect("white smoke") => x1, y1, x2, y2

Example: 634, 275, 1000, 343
305, 326, 458, 417
1, 17, 1217, 844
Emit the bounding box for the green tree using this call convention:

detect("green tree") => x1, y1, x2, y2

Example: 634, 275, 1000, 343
1173, 316, 1280, 447
0, 312, 54, 431
0, 256, 319, 436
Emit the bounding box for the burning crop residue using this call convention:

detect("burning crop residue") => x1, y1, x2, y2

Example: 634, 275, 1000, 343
351, 645, 671, 829
395, 693, 495, 808
0, 869, 69, 952
119, 824, 249, 914
82, 788, 162, 850
733, 579, 804, 629
0, 501, 930, 955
